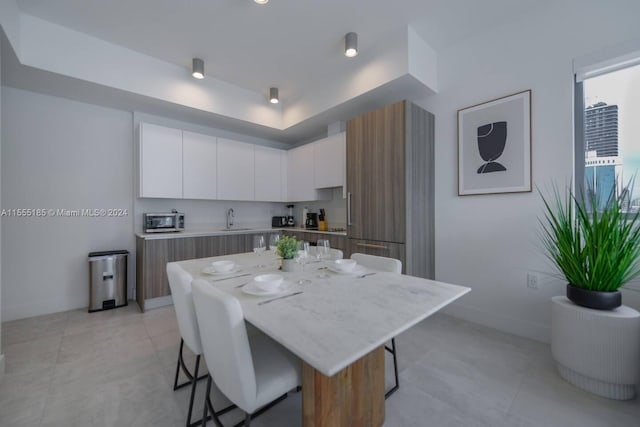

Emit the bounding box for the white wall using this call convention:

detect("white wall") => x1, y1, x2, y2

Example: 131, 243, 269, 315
416, 0, 640, 342
1, 87, 134, 321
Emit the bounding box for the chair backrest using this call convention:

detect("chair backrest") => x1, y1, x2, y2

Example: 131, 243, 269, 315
308, 247, 343, 260
166, 263, 202, 355
350, 253, 402, 273
192, 279, 257, 413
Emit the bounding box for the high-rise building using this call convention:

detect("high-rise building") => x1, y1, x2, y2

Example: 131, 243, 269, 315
585, 102, 619, 156
583, 101, 623, 209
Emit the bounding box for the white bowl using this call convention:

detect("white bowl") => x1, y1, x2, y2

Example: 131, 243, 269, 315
333, 259, 356, 272
211, 260, 235, 273
253, 274, 283, 292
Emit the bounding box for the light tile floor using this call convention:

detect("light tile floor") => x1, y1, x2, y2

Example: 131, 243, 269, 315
1, 304, 639, 426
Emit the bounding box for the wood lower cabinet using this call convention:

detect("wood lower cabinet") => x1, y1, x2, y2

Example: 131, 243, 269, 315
136, 232, 268, 311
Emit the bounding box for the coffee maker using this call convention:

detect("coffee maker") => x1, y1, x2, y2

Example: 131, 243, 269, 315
305, 212, 319, 229
286, 204, 295, 227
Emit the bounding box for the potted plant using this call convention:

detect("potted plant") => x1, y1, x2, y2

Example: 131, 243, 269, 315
540, 184, 640, 309
540, 184, 640, 400
276, 235, 299, 272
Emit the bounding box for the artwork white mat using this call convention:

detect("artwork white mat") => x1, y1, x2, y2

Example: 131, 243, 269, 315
458, 90, 531, 195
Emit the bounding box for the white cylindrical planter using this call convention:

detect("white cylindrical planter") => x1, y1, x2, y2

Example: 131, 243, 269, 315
551, 296, 640, 400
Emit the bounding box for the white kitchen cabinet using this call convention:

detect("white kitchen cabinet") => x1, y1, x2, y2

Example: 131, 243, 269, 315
217, 138, 255, 201
183, 131, 217, 200
314, 131, 345, 189
139, 122, 183, 198
287, 144, 331, 201
254, 145, 284, 201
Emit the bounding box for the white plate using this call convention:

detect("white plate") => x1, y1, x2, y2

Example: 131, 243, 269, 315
242, 280, 294, 296
327, 264, 366, 275
202, 266, 241, 276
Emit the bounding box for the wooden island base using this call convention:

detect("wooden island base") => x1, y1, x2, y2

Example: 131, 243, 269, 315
302, 346, 385, 427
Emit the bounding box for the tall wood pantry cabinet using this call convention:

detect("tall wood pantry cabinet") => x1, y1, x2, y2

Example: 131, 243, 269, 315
346, 100, 434, 279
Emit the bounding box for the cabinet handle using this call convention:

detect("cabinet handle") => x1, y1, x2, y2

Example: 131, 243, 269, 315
355, 242, 388, 250
347, 192, 353, 226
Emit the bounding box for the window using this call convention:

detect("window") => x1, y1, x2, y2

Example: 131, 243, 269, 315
576, 63, 640, 211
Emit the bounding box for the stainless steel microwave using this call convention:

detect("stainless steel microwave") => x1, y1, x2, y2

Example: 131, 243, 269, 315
143, 211, 185, 233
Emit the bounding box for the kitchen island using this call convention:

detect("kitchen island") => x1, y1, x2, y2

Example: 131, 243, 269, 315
135, 227, 347, 311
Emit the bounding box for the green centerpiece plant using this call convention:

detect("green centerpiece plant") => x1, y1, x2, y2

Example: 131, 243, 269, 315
276, 236, 299, 272
539, 183, 640, 309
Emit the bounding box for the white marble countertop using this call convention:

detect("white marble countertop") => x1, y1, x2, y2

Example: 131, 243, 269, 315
174, 252, 470, 377
136, 227, 347, 240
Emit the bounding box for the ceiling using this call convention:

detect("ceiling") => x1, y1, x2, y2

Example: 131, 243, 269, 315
8, 0, 541, 142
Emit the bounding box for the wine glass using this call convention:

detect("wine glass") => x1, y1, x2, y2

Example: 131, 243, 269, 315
253, 235, 266, 267
253, 235, 266, 254
316, 239, 330, 262
269, 234, 281, 251
295, 242, 312, 284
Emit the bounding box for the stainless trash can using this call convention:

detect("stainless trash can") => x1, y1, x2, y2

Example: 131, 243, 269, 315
88, 250, 128, 312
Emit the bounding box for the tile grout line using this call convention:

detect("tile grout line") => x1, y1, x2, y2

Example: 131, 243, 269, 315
37, 311, 71, 427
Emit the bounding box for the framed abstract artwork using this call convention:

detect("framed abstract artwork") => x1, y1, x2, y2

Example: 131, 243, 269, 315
457, 90, 532, 196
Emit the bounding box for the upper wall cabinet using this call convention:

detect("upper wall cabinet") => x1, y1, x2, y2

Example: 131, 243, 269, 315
314, 131, 345, 189
139, 123, 183, 199
287, 144, 316, 202
183, 131, 217, 200
255, 145, 285, 201
217, 138, 255, 201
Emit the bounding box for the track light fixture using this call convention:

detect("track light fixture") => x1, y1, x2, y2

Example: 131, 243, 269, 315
192, 58, 205, 79
269, 87, 279, 104
345, 32, 358, 58
254, 0, 269, 4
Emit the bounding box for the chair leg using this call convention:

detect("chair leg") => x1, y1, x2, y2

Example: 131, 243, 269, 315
385, 337, 399, 399
244, 412, 251, 427
199, 375, 236, 427
185, 355, 201, 427
174, 338, 208, 391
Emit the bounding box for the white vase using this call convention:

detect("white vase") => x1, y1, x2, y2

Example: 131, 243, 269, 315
551, 296, 640, 400
281, 258, 300, 272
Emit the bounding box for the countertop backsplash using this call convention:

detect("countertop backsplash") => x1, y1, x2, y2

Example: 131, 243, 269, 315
134, 187, 347, 233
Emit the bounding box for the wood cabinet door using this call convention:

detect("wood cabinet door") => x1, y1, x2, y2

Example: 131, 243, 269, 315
347, 102, 406, 243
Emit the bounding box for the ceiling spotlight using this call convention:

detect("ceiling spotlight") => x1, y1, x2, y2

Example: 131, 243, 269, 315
345, 32, 358, 58
254, 0, 269, 4
192, 58, 204, 79
269, 87, 279, 104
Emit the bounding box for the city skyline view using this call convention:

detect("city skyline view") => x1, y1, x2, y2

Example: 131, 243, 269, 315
584, 63, 640, 204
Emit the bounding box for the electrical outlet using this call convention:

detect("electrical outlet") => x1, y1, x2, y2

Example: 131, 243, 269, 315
527, 272, 540, 289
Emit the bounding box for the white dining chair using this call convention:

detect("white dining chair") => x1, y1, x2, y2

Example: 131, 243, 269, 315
308, 247, 344, 260
192, 279, 302, 427
350, 252, 402, 398
166, 263, 235, 427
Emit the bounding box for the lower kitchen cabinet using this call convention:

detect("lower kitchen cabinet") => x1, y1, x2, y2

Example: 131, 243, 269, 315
136, 233, 267, 311
346, 239, 406, 273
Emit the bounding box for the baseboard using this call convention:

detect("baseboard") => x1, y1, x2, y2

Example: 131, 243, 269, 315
0, 354, 5, 383
144, 295, 173, 311
442, 302, 551, 343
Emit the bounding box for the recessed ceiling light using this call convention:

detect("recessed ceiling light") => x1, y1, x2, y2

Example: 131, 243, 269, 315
269, 87, 279, 104
192, 58, 204, 79
345, 32, 358, 58
254, 0, 269, 4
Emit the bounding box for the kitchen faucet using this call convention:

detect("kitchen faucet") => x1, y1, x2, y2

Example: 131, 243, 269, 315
226, 208, 234, 230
